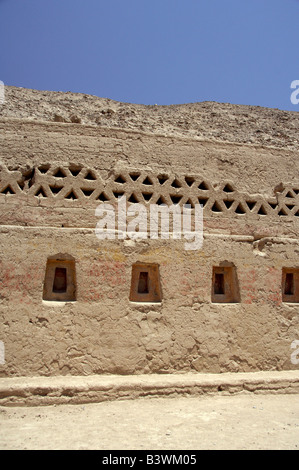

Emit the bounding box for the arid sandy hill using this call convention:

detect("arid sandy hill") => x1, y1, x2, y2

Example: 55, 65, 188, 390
1, 86, 299, 149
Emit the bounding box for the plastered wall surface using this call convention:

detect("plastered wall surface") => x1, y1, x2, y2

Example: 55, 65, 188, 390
0, 86, 298, 377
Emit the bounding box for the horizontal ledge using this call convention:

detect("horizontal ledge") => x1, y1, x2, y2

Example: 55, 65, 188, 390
129, 302, 162, 306
0, 370, 298, 406
42, 300, 76, 306
0, 224, 299, 243
1, 117, 297, 152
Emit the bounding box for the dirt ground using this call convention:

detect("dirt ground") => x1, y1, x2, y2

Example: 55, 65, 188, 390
0, 393, 298, 450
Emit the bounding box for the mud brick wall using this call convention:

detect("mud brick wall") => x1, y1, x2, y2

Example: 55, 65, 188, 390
0, 87, 298, 377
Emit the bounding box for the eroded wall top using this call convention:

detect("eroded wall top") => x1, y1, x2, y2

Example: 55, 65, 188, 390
1, 86, 299, 150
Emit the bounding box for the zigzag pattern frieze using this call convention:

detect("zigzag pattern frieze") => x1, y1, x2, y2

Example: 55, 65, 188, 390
0, 163, 298, 219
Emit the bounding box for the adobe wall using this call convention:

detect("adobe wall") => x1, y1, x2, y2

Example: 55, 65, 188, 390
0, 87, 298, 377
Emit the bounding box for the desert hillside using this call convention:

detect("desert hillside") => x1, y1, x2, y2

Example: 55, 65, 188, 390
0, 86, 298, 150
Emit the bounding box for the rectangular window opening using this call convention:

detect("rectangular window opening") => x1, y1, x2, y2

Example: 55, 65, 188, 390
138, 272, 149, 294
130, 263, 162, 303
53, 267, 67, 293
214, 273, 225, 295
212, 265, 240, 303
282, 268, 299, 302
285, 272, 294, 296
43, 258, 76, 302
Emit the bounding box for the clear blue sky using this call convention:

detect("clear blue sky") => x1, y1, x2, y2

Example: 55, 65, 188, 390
0, 0, 299, 111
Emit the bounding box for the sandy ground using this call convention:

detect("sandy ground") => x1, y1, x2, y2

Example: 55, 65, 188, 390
0, 393, 298, 450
